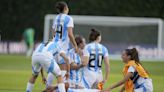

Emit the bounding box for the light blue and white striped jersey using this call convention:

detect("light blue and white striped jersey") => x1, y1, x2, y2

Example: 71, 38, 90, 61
34, 41, 65, 56
69, 48, 83, 85
52, 14, 74, 51
83, 42, 109, 72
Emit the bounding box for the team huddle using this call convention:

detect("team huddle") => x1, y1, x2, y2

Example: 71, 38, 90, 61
26, 1, 153, 92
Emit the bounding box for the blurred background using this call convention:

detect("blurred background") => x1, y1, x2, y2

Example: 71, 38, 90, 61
0, 0, 164, 41
0, 0, 164, 92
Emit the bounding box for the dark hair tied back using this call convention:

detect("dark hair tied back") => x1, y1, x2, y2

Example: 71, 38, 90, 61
91, 28, 96, 32
125, 48, 149, 73
89, 28, 100, 42
55, 1, 67, 13
125, 48, 140, 65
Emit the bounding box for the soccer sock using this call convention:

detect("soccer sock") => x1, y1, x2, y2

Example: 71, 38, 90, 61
26, 82, 34, 92
58, 83, 66, 92
46, 73, 55, 88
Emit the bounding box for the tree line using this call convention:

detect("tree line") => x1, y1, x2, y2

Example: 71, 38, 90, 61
0, 0, 163, 41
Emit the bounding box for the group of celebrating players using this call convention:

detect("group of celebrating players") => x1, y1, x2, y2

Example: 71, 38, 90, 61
26, 1, 153, 92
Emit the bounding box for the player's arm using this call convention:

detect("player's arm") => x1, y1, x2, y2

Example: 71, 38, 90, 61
103, 56, 110, 84
68, 27, 78, 52
51, 28, 56, 39
40, 68, 47, 84
105, 72, 133, 91
119, 85, 125, 92
102, 47, 110, 84
70, 62, 84, 70
69, 53, 84, 70
67, 17, 78, 52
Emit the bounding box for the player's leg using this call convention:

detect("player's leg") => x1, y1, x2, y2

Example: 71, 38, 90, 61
27, 43, 34, 57
57, 75, 66, 92
46, 72, 55, 87
58, 58, 69, 90
45, 59, 66, 92
25, 41, 30, 57
26, 74, 38, 92
26, 55, 41, 92
134, 78, 153, 92
46, 65, 67, 88
144, 78, 153, 92
46, 58, 66, 87
53, 61, 66, 92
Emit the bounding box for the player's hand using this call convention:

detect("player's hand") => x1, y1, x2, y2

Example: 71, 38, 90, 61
75, 46, 79, 53
98, 82, 103, 90
101, 88, 110, 92
102, 79, 107, 84
42, 77, 47, 84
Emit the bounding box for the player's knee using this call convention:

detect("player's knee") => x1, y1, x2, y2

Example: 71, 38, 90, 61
32, 73, 39, 78
57, 75, 63, 83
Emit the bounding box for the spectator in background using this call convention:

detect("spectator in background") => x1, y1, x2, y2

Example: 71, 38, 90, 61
23, 28, 35, 57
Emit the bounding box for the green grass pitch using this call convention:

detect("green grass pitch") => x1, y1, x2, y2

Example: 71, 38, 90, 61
0, 55, 164, 92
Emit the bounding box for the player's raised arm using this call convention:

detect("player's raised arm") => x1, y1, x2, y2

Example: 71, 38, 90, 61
51, 28, 56, 39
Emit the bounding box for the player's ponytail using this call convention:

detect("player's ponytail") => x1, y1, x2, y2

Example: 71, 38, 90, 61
125, 48, 149, 73
55, 1, 67, 13
89, 28, 101, 42
125, 48, 140, 65
131, 48, 140, 65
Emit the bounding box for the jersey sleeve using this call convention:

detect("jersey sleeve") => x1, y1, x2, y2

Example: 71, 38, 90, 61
128, 66, 135, 73
83, 46, 90, 57
67, 16, 74, 28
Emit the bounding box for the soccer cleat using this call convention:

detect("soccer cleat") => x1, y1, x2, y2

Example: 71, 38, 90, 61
97, 82, 103, 90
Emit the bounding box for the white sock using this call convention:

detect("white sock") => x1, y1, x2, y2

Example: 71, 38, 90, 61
26, 82, 34, 92
46, 73, 55, 88
58, 83, 65, 92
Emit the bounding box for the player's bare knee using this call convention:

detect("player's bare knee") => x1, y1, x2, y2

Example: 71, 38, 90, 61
32, 74, 39, 78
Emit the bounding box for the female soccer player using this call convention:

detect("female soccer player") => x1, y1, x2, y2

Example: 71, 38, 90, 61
26, 41, 70, 92
46, 1, 78, 89
52, 1, 78, 52
103, 48, 153, 92
82, 29, 110, 89
69, 35, 86, 89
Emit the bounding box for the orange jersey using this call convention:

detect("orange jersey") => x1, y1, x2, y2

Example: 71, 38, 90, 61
122, 60, 149, 92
